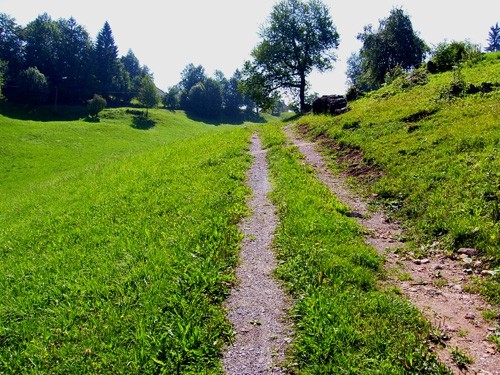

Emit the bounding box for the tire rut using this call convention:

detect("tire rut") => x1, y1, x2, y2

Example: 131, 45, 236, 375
223, 133, 292, 375
284, 125, 499, 375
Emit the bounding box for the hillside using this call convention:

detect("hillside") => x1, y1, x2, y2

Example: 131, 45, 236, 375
298, 52, 500, 303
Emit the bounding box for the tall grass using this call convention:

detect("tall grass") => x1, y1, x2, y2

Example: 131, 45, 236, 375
0, 108, 252, 373
259, 124, 450, 374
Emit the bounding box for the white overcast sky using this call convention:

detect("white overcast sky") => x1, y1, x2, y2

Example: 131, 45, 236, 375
1, 0, 499, 95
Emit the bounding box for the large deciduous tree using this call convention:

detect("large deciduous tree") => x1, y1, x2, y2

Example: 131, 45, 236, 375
357, 7, 428, 88
0, 13, 24, 83
242, 0, 339, 113
24, 13, 62, 82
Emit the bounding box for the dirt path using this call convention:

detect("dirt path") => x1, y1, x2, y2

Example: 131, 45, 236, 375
222, 133, 292, 375
284, 125, 499, 375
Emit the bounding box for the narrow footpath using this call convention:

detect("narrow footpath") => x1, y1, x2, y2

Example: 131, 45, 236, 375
223, 133, 292, 375
284, 125, 499, 375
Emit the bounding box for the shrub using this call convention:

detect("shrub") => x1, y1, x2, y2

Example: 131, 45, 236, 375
345, 86, 364, 101
87, 94, 107, 119
428, 40, 482, 73
438, 65, 467, 100
391, 66, 429, 92
16, 67, 49, 105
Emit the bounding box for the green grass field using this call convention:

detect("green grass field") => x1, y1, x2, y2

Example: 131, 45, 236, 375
0, 108, 253, 373
2, 52, 498, 372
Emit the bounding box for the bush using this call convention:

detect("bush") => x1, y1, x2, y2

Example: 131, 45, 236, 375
345, 86, 364, 101
87, 94, 107, 119
391, 65, 429, 92
438, 65, 467, 100
428, 40, 482, 73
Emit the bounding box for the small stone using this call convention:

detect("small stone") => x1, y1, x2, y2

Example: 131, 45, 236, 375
458, 247, 478, 257
464, 268, 473, 274
444, 325, 458, 332
452, 284, 463, 293
463, 257, 473, 264
465, 312, 476, 320
486, 346, 497, 354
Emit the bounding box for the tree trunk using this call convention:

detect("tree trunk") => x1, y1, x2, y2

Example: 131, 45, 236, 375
299, 72, 306, 113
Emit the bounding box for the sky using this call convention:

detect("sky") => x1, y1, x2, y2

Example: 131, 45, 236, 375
1, 0, 499, 96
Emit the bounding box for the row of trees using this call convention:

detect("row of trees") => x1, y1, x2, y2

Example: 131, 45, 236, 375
163, 64, 259, 120
1, 2, 498, 117
0, 13, 152, 106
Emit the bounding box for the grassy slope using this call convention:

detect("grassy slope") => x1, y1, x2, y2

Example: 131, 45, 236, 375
260, 125, 450, 374
298, 53, 500, 303
0, 108, 252, 373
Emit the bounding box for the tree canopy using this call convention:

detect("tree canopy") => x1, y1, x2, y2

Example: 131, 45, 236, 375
241, 0, 339, 112
0, 13, 153, 106
138, 75, 160, 117
356, 7, 428, 88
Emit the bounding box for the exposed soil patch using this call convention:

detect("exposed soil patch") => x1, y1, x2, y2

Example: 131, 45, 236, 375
285, 125, 499, 375
223, 133, 292, 374
297, 124, 382, 182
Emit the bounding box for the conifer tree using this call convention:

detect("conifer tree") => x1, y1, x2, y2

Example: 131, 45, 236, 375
95, 21, 118, 99
486, 22, 500, 52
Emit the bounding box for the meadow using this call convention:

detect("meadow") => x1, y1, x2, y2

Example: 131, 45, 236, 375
0, 108, 252, 373
1, 53, 499, 373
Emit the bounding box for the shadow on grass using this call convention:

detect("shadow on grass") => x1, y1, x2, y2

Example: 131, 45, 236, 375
0, 103, 88, 122
131, 115, 156, 130
83, 116, 101, 123
185, 110, 267, 125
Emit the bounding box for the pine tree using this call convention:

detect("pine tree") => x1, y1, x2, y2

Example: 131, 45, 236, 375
95, 21, 118, 98
486, 23, 500, 52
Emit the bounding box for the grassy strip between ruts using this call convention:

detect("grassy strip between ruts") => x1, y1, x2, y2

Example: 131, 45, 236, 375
0, 121, 251, 373
260, 124, 451, 374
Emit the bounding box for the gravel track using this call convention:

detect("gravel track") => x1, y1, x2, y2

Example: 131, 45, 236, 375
222, 133, 292, 375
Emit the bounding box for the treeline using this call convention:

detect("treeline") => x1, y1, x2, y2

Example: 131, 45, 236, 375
0, 13, 151, 107
162, 64, 281, 121
0, 12, 278, 120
